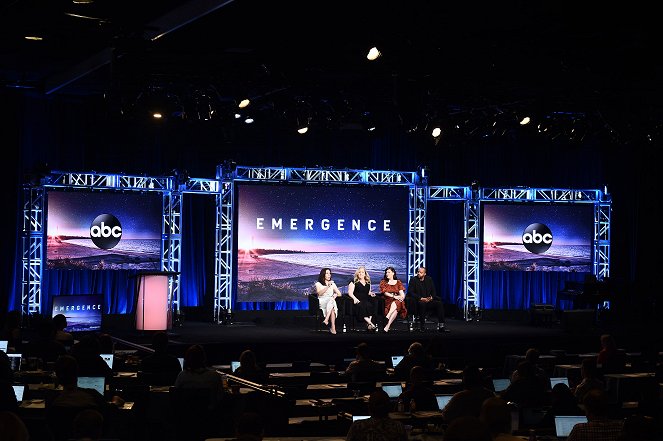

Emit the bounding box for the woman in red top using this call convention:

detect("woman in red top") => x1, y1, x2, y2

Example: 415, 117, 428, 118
379, 266, 407, 332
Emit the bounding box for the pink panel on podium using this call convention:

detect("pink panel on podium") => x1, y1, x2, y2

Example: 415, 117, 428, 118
136, 274, 169, 331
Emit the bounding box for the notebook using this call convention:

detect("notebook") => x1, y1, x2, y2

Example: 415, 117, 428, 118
554, 415, 588, 438
352, 415, 370, 422
381, 383, 403, 398
12, 385, 25, 403
231, 361, 240, 372
0, 340, 7, 352
435, 394, 453, 409
100, 353, 114, 369
7, 354, 21, 371
550, 377, 569, 388
77, 376, 106, 395
391, 355, 404, 368
492, 378, 510, 392
178, 357, 184, 370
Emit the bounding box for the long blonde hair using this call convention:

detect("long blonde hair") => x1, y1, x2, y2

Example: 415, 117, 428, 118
353, 266, 371, 284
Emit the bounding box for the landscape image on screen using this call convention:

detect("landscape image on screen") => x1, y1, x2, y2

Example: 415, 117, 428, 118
46, 190, 162, 270
482, 203, 593, 272
236, 183, 409, 302
51, 294, 103, 332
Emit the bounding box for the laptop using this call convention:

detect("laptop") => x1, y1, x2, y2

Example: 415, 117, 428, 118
178, 357, 184, 370
352, 415, 370, 422
0, 340, 7, 352
381, 383, 403, 399
555, 415, 588, 438
550, 377, 569, 388
492, 378, 510, 392
77, 376, 106, 396
12, 385, 25, 403
100, 353, 114, 369
391, 355, 404, 368
435, 394, 453, 410
231, 361, 240, 372
7, 354, 21, 371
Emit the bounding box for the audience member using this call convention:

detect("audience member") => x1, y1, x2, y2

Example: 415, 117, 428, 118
393, 341, 435, 381
443, 415, 491, 441
344, 342, 385, 383
572, 357, 605, 403
597, 334, 626, 374
499, 360, 549, 407
398, 365, 438, 411
174, 344, 224, 392
0, 351, 19, 412
139, 331, 182, 386
479, 396, 521, 441
1, 310, 23, 352
234, 349, 269, 384
539, 382, 584, 430
52, 313, 74, 346
27, 317, 66, 366
231, 411, 264, 441
509, 348, 549, 386
72, 408, 104, 441
441, 364, 495, 424
618, 414, 658, 441
71, 335, 113, 380
346, 388, 408, 441
567, 389, 623, 441
0, 411, 29, 441
97, 333, 115, 355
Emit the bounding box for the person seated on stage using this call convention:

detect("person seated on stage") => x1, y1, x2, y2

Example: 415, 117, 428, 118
344, 342, 385, 383
567, 389, 623, 441
398, 365, 438, 412
379, 266, 407, 333
234, 349, 269, 385
52, 313, 74, 347
314, 268, 342, 334
347, 266, 378, 331
479, 397, 522, 441
346, 388, 408, 441
509, 347, 549, 387
597, 334, 626, 374
174, 344, 224, 394
500, 360, 549, 408
441, 364, 495, 424
572, 357, 605, 404
70, 335, 113, 382
407, 266, 449, 332
139, 331, 182, 386
393, 341, 435, 381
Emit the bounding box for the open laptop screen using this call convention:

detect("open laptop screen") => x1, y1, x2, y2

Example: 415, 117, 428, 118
391, 355, 404, 368
231, 361, 240, 372
381, 383, 403, 399
178, 357, 184, 370
78, 376, 105, 396
555, 415, 587, 438
492, 378, 510, 392
435, 394, 453, 409
550, 377, 569, 388
0, 340, 7, 352
12, 385, 25, 402
352, 415, 370, 422
7, 354, 21, 371
100, 354, 114, 369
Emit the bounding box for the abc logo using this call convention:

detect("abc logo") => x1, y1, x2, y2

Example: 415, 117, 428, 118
522, 223, 553, 254
90, 214, 122, 250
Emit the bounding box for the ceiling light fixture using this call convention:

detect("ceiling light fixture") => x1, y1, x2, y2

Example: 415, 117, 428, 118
297, 127, 309, 134
366, 47, 381, 61
238, 99, 250, 109
519, 116, 531, 125
431, 126, 442, 138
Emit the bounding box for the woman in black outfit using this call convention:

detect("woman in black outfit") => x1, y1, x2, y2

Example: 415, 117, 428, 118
347, 266, 378, 331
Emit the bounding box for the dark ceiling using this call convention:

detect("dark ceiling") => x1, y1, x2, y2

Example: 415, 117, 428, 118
2, 0, 662, 141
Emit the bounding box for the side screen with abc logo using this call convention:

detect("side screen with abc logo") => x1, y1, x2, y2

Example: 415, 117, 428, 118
46, 190, 163, 270
481, 203, 594, 272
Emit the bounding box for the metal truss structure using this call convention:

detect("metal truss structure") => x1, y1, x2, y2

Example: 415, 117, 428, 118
21, 169, 611, 322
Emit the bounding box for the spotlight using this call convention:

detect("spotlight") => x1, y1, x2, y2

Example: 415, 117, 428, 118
297, 126, 308, 134
244, 117, 254, 124
431, 126, 442, 138
519, 116, 531, 125
366, 46, 381, 61
238, 98, 250, 109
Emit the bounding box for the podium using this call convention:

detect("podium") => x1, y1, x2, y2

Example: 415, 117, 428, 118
133, 271, 179, 331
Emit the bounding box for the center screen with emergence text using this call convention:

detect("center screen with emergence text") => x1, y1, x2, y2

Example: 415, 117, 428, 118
236, 183, 409, 302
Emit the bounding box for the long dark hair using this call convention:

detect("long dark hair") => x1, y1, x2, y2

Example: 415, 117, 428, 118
382, 266, 398, 281
317, 268, 331, 284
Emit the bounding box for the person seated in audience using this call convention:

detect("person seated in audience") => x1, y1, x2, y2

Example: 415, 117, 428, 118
234, 349, 269, 384
27, 317, 66, 366
230, 411, 264, 441
343, 342, 385, 383
346, 388, 408, 441
0, 310, 23, 352
479, 396, 522, 441
174, 344, 224, 393
398, 365, 438, 411
52, 313, 74, 347
393, 341, 435, 381
443, 415, 491, 441
139, 331, 182, 386
539, 382, 584, 430
97, 333, 114, 356
572, 357, 605, 404
72, 408, 104, 441
441, 364, 495, 424
71, 335, 112, 380
597, 334, 626, 373
0, 411, 30, 441
0, 352, 19, 412
509, 347, 549, 387
567, 388, 623, 441
618, 414, 658, 441
499, 360, 549, 407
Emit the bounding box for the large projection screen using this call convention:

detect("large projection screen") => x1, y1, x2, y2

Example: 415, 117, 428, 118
236, 183, 410, 303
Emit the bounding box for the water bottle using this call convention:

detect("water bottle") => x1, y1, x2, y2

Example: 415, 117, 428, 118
397, 398, 404, 412
343, 323, 347, 333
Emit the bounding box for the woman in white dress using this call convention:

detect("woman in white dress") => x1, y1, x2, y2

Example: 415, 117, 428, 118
315, 268, 341, 334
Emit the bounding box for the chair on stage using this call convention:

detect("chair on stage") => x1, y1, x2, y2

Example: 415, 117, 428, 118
307, 290, 325, 332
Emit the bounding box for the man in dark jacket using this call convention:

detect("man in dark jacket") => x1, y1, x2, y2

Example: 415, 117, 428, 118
407, 266, 448, 332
